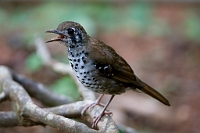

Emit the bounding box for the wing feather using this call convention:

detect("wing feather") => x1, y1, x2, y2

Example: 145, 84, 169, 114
87, 38, 142, 88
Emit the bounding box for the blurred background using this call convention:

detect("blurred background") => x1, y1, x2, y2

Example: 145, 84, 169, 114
0, 1, 200, 133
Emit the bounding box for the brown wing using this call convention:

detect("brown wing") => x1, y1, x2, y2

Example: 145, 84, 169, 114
87, 38, 142, 88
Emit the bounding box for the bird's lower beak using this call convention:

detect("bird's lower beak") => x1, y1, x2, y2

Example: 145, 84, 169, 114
45, 29, 66, 43
45, 36, 62, 43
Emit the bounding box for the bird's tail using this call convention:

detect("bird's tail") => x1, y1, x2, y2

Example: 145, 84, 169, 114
136, 77, 170, 106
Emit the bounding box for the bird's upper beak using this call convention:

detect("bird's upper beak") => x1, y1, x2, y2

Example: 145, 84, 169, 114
45, 29, 67, 43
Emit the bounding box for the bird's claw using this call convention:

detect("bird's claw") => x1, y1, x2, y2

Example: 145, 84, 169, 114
81, 95, 114, 128
92, 110, 113, 128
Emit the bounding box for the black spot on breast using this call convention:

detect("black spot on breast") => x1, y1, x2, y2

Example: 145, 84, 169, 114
73, 59, 76, 62
70, 63, 74, 68
83, 60, 86, 63
77, 59, 80, 62
75, 64, 78, 66
69, 52, 75, 57
70, 51, 73, 55
81, 66, 84, 69
70, 45, 75, 48
84, 76, 87, 78
81, 57, 86, 63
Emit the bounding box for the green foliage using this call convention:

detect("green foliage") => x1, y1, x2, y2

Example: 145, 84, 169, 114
182, 10, 200, 42
24, 52, 43, 72
119, 128, 124, 133
0, 8, 7, 25
1, 2, 200, 42
148, 19, 172, 37
127, 2, 153, 34
93, 5, 122, 31
0, 2, 174, 41
50, 77, 79, 100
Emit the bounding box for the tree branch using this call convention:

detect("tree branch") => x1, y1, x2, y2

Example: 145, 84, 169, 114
12, 71, 73, 106
0, 66, 119, 132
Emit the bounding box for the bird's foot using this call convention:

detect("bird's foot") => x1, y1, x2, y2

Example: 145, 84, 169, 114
81, 103, 96, 116
92, 110, 113, 128
82, 95, 114, 128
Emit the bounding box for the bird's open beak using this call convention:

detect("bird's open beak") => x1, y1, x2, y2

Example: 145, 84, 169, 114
45, 30, 66, 43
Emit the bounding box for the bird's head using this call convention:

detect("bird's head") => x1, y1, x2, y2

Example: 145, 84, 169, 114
46, 21, 88, 48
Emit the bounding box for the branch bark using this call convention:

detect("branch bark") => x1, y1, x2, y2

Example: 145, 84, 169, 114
12, 71, 73, 106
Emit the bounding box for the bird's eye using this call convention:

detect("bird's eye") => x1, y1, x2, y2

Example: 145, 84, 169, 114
68, 28, 75, 35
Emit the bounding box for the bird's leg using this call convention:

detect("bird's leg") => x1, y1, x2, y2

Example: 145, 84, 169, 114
81, 94, 105, 115
92, 95, 115, 128
81, 94, 113, 116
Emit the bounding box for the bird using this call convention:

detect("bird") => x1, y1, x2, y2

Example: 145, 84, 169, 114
46, 21, 170, 128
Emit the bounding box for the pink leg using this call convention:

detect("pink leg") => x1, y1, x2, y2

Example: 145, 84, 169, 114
81, 94, 105, 116
92, 95, 115, 128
